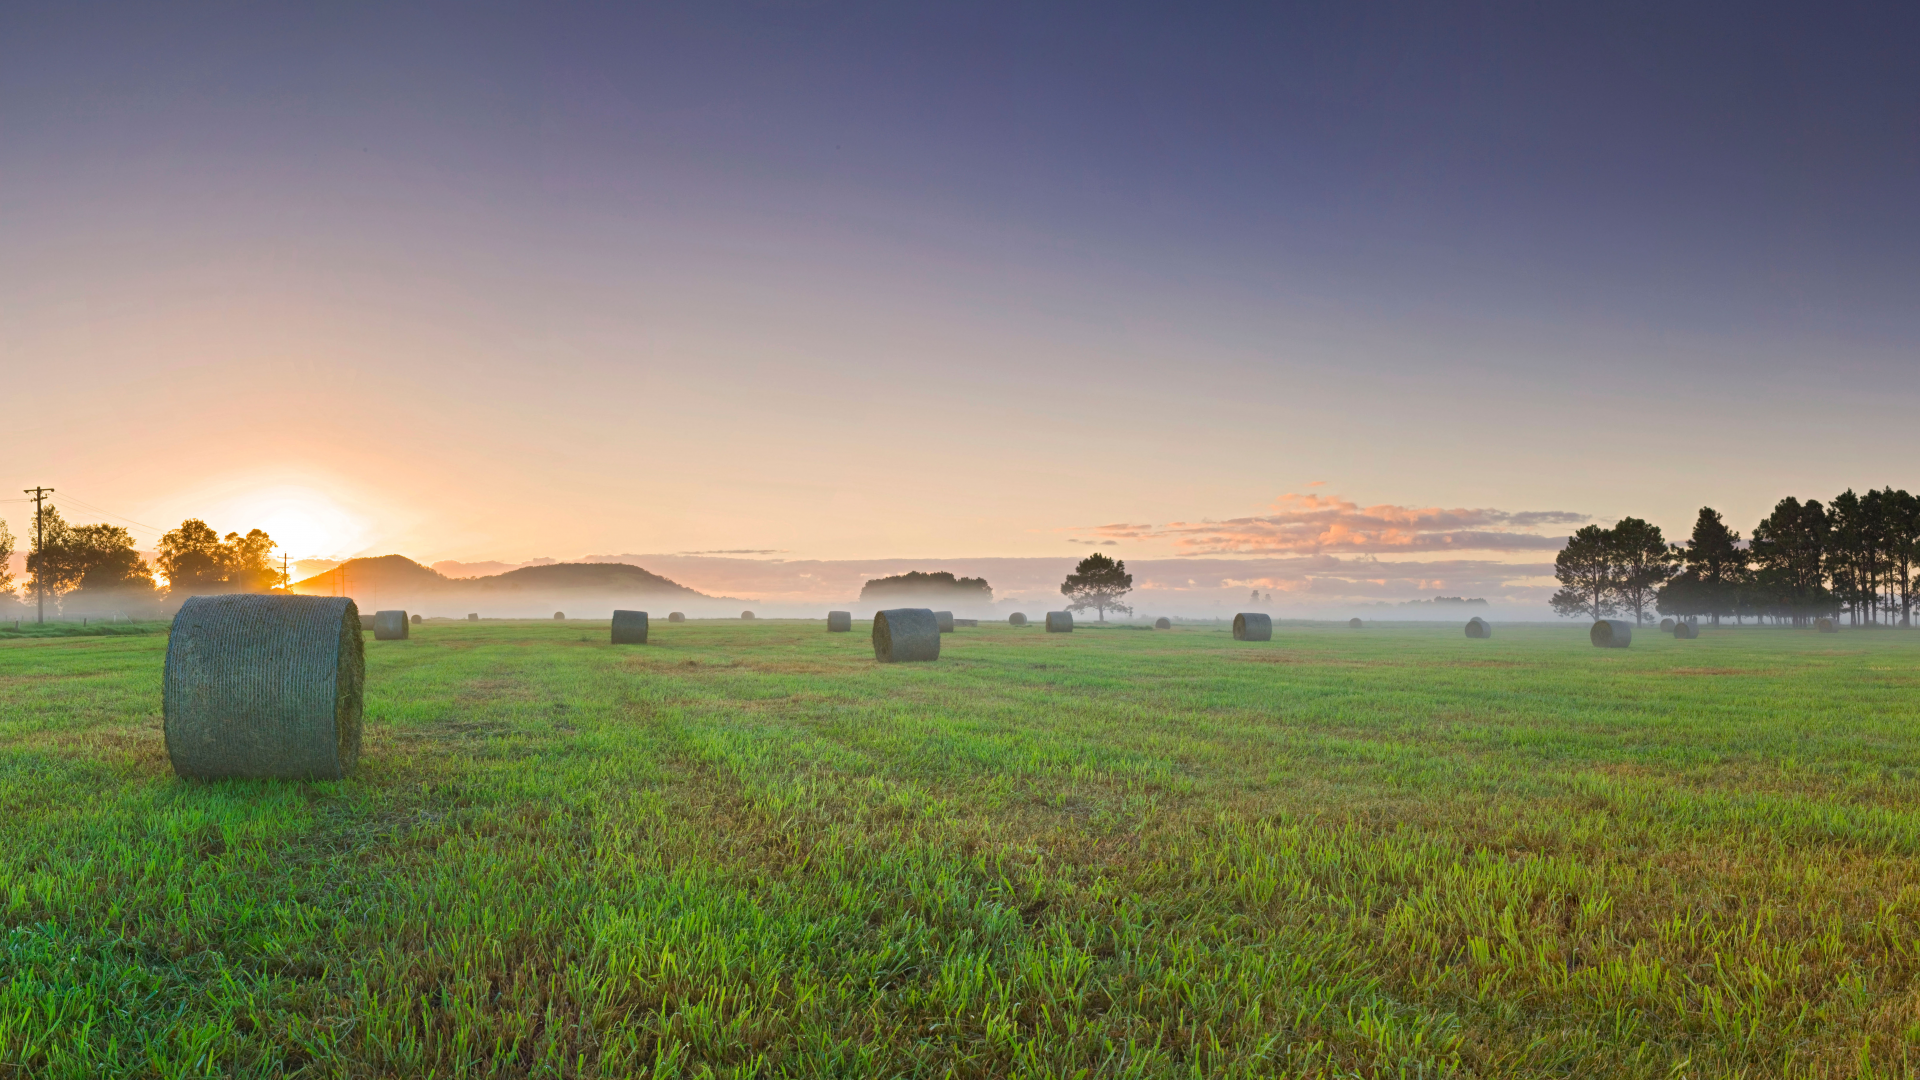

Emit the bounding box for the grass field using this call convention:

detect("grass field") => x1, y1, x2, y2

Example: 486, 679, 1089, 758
4, 617, 1920, 1078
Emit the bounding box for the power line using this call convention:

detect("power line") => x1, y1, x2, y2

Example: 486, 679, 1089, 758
50, 493, 169, 537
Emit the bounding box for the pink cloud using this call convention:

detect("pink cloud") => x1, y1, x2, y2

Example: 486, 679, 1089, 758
1081, 493, 1587, 555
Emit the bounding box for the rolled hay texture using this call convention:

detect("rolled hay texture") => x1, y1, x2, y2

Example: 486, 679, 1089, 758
1465, 617, 1492, 639
1348, 617, 1364, 629
827, 611, 852, 632
467, 613, 478, 621
372, 610, 409, 640
554, 612, 565, 621
1233, 613, 1272, 641
1045, 611, 1073, 633
1591, 619, 1633, 648
1659, 618, 1674, 631
1674, 621, 1698, 639
1816, 617, 1837, 633
1154, 617, 1172, 630
668, 612, 686, 622
1009, 612, 1028, 626
164, 594, 364, 781
935, 611, 955, 633
872, 608, 940, 663
741, 611, 755, 620
611, 609, 649, 645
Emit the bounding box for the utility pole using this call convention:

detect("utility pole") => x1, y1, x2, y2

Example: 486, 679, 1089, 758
280, 552, 290, 592
23, 487, 51, 624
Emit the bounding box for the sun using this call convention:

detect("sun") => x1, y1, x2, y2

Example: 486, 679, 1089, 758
204, 486, 370, 559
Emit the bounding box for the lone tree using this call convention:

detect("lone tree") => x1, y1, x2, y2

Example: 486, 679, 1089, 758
1549, 525, 1616, 620
1610, 516, 1677, 625
1061, 552, 1133, 621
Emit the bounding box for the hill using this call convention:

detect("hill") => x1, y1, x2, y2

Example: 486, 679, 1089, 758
483, 562, 708, 596
292, 554, 449, 595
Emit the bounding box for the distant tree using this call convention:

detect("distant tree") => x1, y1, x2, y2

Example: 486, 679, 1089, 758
1549, 524, 1617, 620
1886, 488, 1920, 626
223, 528, 278, 592
27, 515, 154, 607
23, 504, 77, 601
1657, 507, 1747, 626
1749, 497, 1835, 625
0, 517, 13, 599
859, 570, 993, 602
157, 519, 278, 595
1608, 517, 1677, 625
1061, 553, 1133, 621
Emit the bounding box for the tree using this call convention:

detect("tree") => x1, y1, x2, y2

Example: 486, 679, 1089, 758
1658, 507, 1746, 626
1061, 552, 1133, 621
23, 504, 77, 601
1610, 517, 1676, 624
1549, 525, 1617, 620
1749, 497, 1835, 625
223, 528, 278, 592
157, 520, 279, 595
26, 514, 154, 611
0, 517, 13, 600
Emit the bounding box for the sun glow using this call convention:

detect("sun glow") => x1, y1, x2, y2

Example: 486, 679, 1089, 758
202, 486, 372, 559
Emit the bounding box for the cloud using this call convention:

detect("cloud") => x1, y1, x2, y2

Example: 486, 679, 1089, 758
1079, 493, 1588, 556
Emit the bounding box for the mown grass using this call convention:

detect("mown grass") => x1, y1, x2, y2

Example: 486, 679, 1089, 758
4, 618, 1920, 1078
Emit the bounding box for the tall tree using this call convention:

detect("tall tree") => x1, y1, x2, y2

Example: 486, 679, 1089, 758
0, 517, 13, 600
1549, 525, 1617, 620
157, 520, 278, 595
23, 504, 76, 602
1611, 517, 1676, 625
1885, 488, 1920, 626
1658, 507, 1746, 626
1061, 553, 1133, 621
26, 517, 154, 606
1750, 497, 1834, 625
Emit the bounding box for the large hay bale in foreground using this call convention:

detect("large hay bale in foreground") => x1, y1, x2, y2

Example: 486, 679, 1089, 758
1465, 617, 1491, 638
935, 611, 955, 633
1348, 617, 1364, 629
410, 613, 421, 625
554, 612, 565, 621
1045, 611, 1073, 633
611, 610, 649, 645
1591, 620, 1632, 648
1816, 617, 1837, 633
668, 612, 686, 623
827, 611, 852, 632
372, 610, 409, 640
164, 595, 364, 780
1233, 613, 1271, 641
741, 611, 755, 621
872, 608, 940, 663
1154, 617, 1171, 629
1009, 612, 1028, 626
1673, 621, 1698, 639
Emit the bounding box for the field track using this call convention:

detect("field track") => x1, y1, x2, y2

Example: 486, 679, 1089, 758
4, 619, 1920, 1078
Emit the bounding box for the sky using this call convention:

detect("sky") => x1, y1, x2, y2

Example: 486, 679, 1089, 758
3, 2, 1916, 611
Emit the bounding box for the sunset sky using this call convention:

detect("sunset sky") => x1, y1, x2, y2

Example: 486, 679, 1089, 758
4, 3, 1916, 610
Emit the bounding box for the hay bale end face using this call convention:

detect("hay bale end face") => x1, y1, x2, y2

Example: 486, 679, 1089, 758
1154, 617, 1171, 629
1465, 617, 1491, 638
872, 608, 940, 662
826, 611, 852, 632
554, 612, 565, 621
1659, 618, 1674, 631
1590, 619, 1633, 648
741, 611, 755, 620
668, 612, 686, 622
1232, 613, 1272, 641
467, 613, 478, 621
935, 610, 955, 633
372, 610, 409, 640
1674, 621, 1698, 639
1045, 611, 1073, 633
410, 613, 421, 625
1348, 617, 1364, 629
1816, 617, 1837, 633
164, 594, 364, 780
1009, 612, 1028, 626
611, 610, 649, 645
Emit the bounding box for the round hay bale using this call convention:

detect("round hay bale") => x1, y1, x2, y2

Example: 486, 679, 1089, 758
467, 613, 479, 621
1009, 612, 1028, 626
554, 611, 565, 621
1045, 611, 1073, 633
934, 610, 955, 633
1154, 617, 1171, 630
372, 610, 409, 640
1465, 617, 1491, 638
611, 609, 649, 645
1658, 618, 1674, 632
668, 612, 686, 623
872, 608, 940, 663
1816, 617, 1837, 633
741, 611, 755, 620
827, 611, 852, 632
1590, 619, 1633, 648
410, 613, 421, 625
1232, 613, 1272, 641
1348, 617, 1363, 629
164, 595, 365, 780
1674, 621, 1698, 639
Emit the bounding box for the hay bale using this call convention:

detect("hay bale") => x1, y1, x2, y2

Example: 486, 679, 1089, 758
1348, 617, 1364, 629
954, 618, 978, 628
410, 613, 422, 625
467, 613, 478, 621
872, 608, 940, 663
163, 594, 364, 780
741, 611, 755, 620
554, 611, 565, 621
1816, 617, 1837, 633
1045, 611, 1073, 633
611, 609, 649, 645
1465, 617, 1491, 638
1154, 617, 1171, 629
1659, 618, 1674, 631
1233, 613, 1272, 641
1590, 619, 1632, 648
1673, 621, 1698, 639
1009, 612, 1028, 626
668, 612, 686, 623
372, 610, 409, 640
827, 611, 852, 632
935, 611, 955, 633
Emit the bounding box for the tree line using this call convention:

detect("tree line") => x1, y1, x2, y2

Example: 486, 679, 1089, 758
1552, 488, 1920, 626
0, 505, 285, 617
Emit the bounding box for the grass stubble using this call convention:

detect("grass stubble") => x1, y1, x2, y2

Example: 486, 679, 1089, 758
3, 619, 1920, 1077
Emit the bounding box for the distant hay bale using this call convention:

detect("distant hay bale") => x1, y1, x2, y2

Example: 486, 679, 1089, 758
741, 611, 755, 620
164, 595, 364, 781
554, 612, 565, 621
410, 614, 421, 625
1154, 617, 1171, 629
935, 611, 955, 633
668, 612, 686, 622
611, 610, 649, 645
1465, 617, 1491, 638
827, 611, 852, 632
872, 608, 940, 663
1348, 617, 1363, 629
1816, 617, 1837, 633
954, 618, 978, 628
1659, 618, 1674, 631
372, 610, 409, 640
1009, 612, 1028, 626
1590, 620, 1632, 648
1232, 613, 1272, 641
467, 613, 478, 621
1045, 611, 1073, 633
1673, 621, 1698, 639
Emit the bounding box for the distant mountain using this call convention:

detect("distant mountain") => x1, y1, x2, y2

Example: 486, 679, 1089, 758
484, 562, 707, 596
293, 555, 719, 602
293, 554, 449, 594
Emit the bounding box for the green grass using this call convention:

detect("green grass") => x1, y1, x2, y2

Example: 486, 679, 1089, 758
4, 618, 1920, 1078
